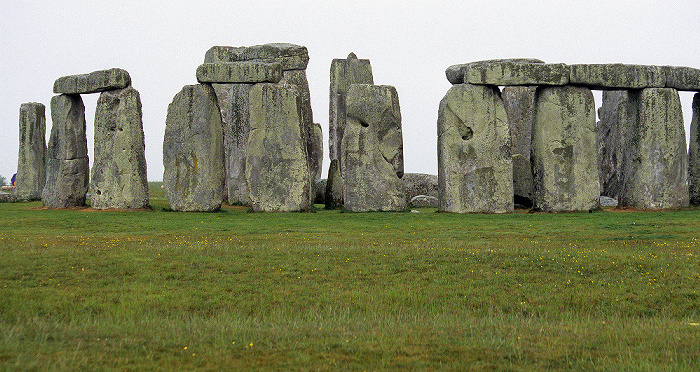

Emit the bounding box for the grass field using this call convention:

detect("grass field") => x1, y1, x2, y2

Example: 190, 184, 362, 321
1, 183, 699, 370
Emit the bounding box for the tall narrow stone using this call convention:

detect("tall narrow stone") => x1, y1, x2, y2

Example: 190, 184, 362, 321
329, 53, 373, 164
245, 83, 311, 212
531, 86, 598, 212
502, 86, 537, 207
223, 84, 254, 205
163, 84, 225, 212
42, 94, 89, 208
15, 102, 46, 200
91, 87, 149, 209
690, 93, 700, 205
437, 84, 513, 213
324, 159, 343, 209
597, 90, 638, 199
619, 88, 688, 209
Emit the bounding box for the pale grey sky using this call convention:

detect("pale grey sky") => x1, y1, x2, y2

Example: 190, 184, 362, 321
2, 1, 699, 182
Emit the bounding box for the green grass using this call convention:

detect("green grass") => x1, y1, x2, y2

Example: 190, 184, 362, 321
1, 185, 699, 370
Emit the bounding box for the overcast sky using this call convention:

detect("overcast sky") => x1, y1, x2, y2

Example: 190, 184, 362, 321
2, 1, 699, 182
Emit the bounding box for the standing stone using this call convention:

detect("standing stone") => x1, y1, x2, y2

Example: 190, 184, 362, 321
531, 86, 598, 212
345, 84, 404, 178
42, 94, 89, 208
15, 103, 46, 200
325, 159, 343, 209
329, 53, 373, 164
619, 88, 688, 209
597, 90, 638, 199
223, 84, 254, 205
245, 83, 311, 212
91, 87, 149, 209
163, 84, 225, 212
690, 93, 700, 205
502, 86, 537, 207
437, 84, 513, 213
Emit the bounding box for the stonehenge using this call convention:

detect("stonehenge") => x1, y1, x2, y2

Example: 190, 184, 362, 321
15, 103, 46, 201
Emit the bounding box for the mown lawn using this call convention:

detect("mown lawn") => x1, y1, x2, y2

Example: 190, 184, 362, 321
0, 185, 699, 370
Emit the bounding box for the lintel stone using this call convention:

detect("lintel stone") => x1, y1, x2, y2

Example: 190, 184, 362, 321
196, 62, 283, 84
663, 66, 700, 91
204, 43, 309, 71
53, 68, 131, 94
445, 59, 544, 84
465, 62, 568, 86
569, 64, 665, 89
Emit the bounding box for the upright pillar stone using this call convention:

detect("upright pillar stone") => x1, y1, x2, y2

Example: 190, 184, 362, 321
223, 84, 254, 204
42, 94, 89, 208
163, 84, 225, 212
329, 53, 374, 164
324, 159, 343, 209
245, 83, 311, 212
597, 90, 638, 199
689, 93, 700, 205
531, 86, 598, 212
619, 88, 688, 209
437, 84, 513, 213
502, 86, 536, 207
15, 103, 46, 200
91, 87, 149, 209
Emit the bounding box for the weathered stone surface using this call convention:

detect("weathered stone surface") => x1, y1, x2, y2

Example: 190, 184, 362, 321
410, 195, 439, 208
400, 173, 438, 202
223, 84, 254, 205
445, 59, 545, 85
345, 84, 404, 178
664, 66, 700, 91
619, 88, 688, 209
0, 191, 17, 203
437, 84, 513, 213
204, 43, 309, 70
466, 62, 568, 86
325, 159, 343, 209
53, 68, 131, 94
569, 64, 665, 89
91, 87, 149, 210
196, 62, 282, 84
309, 122, 323, 182
163, 84, 225, 212
314, 178, 327, 204
597, 90, 638, 199
15, 103, 46, 201
245, 83, 311, 212
329, 53, 373, 162
531, 86, 599, 212
690, 93, 700, 205
42, 94, 89, 208
502, 86, 537, 207
342, 116, 406, 212
599, 196, 618, 207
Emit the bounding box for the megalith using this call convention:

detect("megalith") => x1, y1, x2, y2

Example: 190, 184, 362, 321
689, 93, 700, 205
531, 86, 598, 212
91, 87, 149, 210
597, 90, 638, 199
329, 53, 374, 164
42, 94, 89, 208
223, 84, 254, 205
324, 159, 343, 209
437, 84, 513, 213
163, 84, 225, 212
245, 83, 311, 212
15, 102, 46, 201
619, 88, 688, 209
502, 86, 537, 207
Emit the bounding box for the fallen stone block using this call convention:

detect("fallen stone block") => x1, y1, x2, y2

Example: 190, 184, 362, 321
569, 64, 665, 89
196, 62, 283, 84
445, 58, 545, 85
465, 62, 568, 86
53, 68, 131, 94
15, 102, 46, 201
204, 43, 309, 70
664, 66, 700, 91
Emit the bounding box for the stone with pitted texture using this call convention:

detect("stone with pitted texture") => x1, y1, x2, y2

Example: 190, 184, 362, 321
15, 103, 46, 201
53, 68, 131, 94
569, 64, 665, 89
196, 62, 282, 84
437, 84, 513, 213
663, 66, 700, 91
91, 87, 149, 210
531, 86, 599, 212
204, 43, 309, 71
445, 59, 545, 85
466, 62, 568, 86
163, 84, 225, 212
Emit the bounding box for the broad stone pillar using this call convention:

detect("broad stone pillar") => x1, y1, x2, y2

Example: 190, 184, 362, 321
690, 93, 700, 205
43, 94, 89, 208
437, 84, 513, 213
502, 86, 536, 207
15, 103, 46, 200
163, 84, 225, 212
329, 53, 373, 163
597, 90, 637, 199
620, 88, 688, 209
91, 87, 149, 209
245, 83, 311, 212
532, 86, 598, 212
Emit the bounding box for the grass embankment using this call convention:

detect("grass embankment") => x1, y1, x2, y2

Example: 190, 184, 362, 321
0, 183, 699, 369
